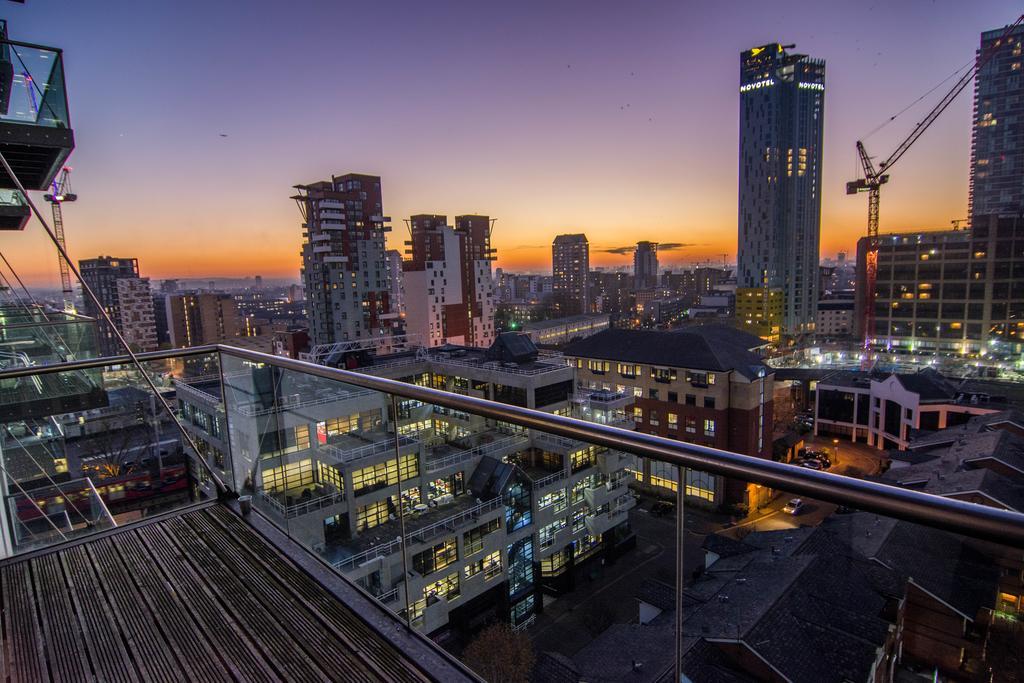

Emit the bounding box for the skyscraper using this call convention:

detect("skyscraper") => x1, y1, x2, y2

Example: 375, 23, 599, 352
165, 292, 241, 348
552, 233, 590, 316
402, 214, 496, 348
969, 23, 1024, 224
737, 43, 825, 336
78, 256, 157, 354
633, 241, 659, 290
294, 173, 397, 350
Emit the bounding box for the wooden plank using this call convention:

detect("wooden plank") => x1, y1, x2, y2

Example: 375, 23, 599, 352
136, 523, 281, 683
160, 515, 331, 683
185, 509, 388, 683
204, 506, 433, 683
60, 544, 138, 683
1, 562, 48, 683
85, 537, 184, 682
108, 529, 233, 683
29, 553, 91, 682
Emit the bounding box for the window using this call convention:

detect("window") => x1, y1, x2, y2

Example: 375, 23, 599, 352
539, 518, 568, 549
351, 454, 419, 496
648, 388, 659, 400
633, 406, 643, 421
587, 360, 610, 374
685, 394, 697, 406
668, 391, 678, 403
356, 497, 395, 531
413, 539, 458, 576
649, 410, 660, 427
685, 417, 697, 434
540, 550, 569, 577
537, 488, 567, 512
465, 551, 502, 580
423, 572, 460, 601
261, 458, 314, 494
667, 413, 678, 430
685, 470, 715, 502
572, 507, 587, 534
571, 446, 600, 472
463, 518, 501, 556
651, 367, 676, 383
704, 396, 716, 409
617, 363, 640, 378
687, 371, 710, 387
703, 419, 716, 437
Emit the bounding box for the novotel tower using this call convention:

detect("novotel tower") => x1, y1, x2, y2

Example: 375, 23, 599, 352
737, 43, 825, 337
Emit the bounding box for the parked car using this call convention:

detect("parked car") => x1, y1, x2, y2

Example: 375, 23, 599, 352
783, 498, 805, 515
800, 460, 823, 470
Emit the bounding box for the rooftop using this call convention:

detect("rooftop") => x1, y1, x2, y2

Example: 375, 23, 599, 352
562, 325, 769, 379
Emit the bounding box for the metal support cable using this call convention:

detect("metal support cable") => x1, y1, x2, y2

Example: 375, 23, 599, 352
0, 151, 227, 495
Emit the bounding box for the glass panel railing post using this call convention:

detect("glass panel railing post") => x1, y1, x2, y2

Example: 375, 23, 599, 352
215, 349, 235, 493
391, 394, 414, 629
674, 465, 685, 683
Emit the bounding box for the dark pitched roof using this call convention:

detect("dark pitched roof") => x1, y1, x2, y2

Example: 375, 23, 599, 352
680, 639, 760, 683
568, 622, 679, 683
636, 578, 676, 612
893, 368, 956, 402
815, 513, 999, 620
563, 327, 769, 379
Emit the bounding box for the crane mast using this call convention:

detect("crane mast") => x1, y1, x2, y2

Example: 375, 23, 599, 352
847, 14, 1024, 359
43, 167, 77, 313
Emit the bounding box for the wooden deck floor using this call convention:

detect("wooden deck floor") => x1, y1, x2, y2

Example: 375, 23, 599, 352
0, 504, 446, 683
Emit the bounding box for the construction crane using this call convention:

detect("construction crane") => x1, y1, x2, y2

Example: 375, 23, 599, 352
43, 167, 77, 312
848, 14, 1024, 355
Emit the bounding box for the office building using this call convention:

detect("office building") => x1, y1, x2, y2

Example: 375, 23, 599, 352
735, 287, 783, 342
854, 216, 1024, 354
177, 333, 633, 634
969, 23, 1024, 224
521, 314, 610, 346
78, 256, 157, 354
738, 43, 825, 336
166, 292, 241, 347
633, 241, 658, 290
816, 299, 854, 338
552, 234, 590, 316
294, 173, 397, 350
565, 325, 774, 510
402, 214, 496, 348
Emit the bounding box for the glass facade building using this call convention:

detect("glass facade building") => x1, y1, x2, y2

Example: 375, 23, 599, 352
970, 24, 1024, 224
737, 43, 825, 336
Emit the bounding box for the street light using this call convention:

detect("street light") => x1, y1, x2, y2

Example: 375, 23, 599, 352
832, 438, 840, 466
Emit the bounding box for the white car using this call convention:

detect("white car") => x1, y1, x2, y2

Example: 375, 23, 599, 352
783, 498, 805, 515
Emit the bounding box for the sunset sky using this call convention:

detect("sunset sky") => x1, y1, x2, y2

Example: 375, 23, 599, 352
2, 0, 1020, 285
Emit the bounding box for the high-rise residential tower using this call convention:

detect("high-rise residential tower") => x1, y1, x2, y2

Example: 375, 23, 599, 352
165, 292, 241, 348
633, 241, 659, 290
737, 43, 825, 336
402, 214, 496, 348
552, 233, 590, 316
294, 173, 397, 350
969, 24, 1024, 224
78, 256, 157, 354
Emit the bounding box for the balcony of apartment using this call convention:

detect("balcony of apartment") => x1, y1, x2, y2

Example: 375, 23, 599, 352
4, 342, 1024, 681
0, 188, 28, 230
0, 28, 75, 191
424, 433, 529, 475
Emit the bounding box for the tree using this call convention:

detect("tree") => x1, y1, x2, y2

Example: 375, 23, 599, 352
463, 622, 535, 683
79, 421, 148, 479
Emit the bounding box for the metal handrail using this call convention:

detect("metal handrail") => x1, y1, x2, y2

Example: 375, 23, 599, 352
5, 344, 1024, 548
212, 345, 1024, 549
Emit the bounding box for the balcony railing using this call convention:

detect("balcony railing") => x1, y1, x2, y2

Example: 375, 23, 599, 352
5, 342, 1024, 681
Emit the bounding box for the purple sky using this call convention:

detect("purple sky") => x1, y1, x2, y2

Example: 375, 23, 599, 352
3, 0, 1020, 284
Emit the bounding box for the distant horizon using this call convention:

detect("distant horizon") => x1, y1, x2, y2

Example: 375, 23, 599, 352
1, 0, 1018, 286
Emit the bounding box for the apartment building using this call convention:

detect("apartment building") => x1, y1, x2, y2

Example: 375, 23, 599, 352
816, 298, 854, 338
552, 234, 590, 315
295, 173, 398, 350
176, 333, 634, 634
564, 325, 774, 511
78, 256, 157, 354
402, 214, 496, 348
165, 292, 241, 347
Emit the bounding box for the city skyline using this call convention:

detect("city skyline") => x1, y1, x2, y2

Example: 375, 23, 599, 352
1, 0, 1019, 285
